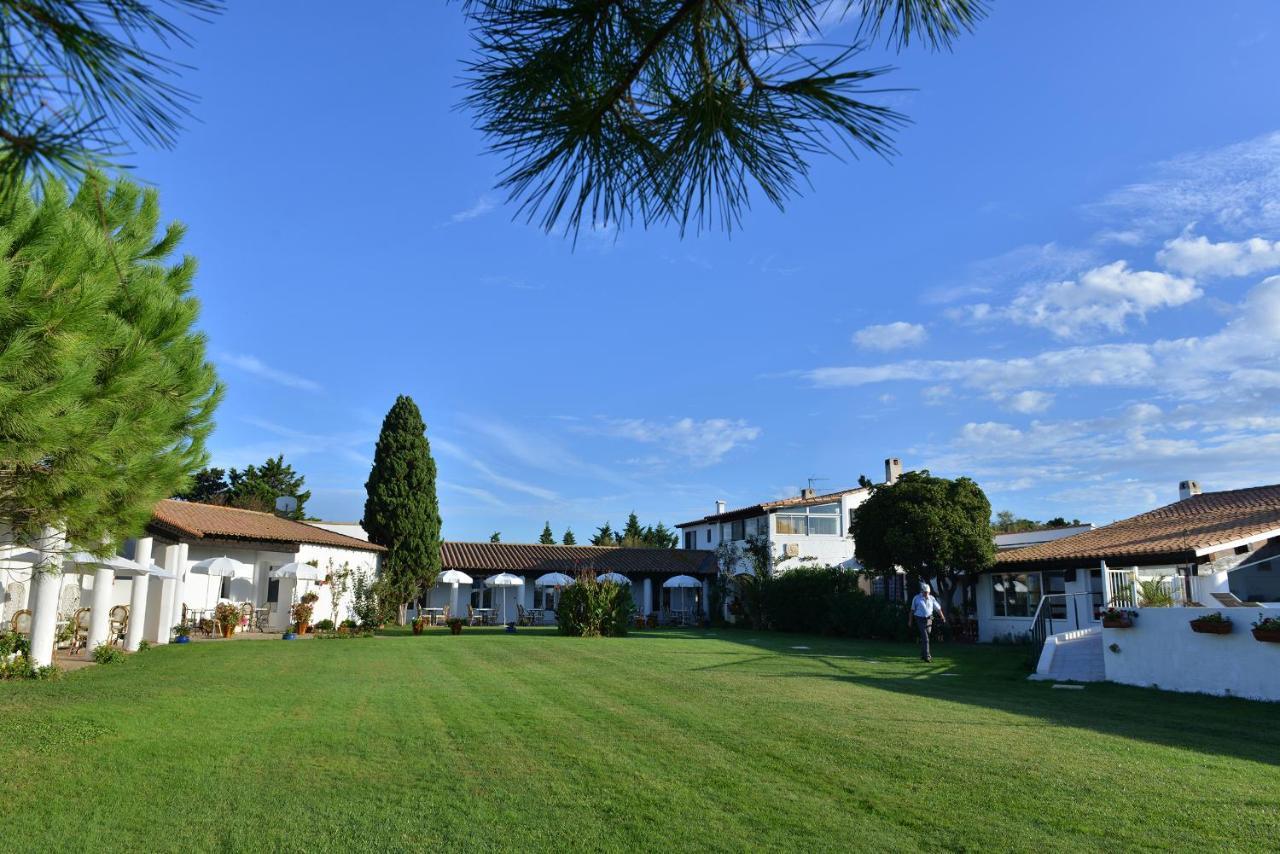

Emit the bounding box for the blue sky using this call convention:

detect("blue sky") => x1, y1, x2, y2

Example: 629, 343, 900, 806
130, 1, 1280, 539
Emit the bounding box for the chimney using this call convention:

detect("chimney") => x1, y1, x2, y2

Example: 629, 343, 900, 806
715, 499, 726, 515
885, 457, 902, 485
1178, 480, 1201, 501
800, 487, 815, 499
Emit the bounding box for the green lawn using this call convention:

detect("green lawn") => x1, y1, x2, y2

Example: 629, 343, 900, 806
2, 628, 1277, 852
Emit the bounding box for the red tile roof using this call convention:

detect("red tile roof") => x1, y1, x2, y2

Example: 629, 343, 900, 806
149, 499, 385, 552
995, 484, 1280, 570
677, 486, 867, 528
440, 542, 717, 576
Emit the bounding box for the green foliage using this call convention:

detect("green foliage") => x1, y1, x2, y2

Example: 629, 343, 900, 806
556, 571, 635, 636
562, 528, 576, 545
0, 173, 221, 551
0, 631, 30, 659
590, 522, 617, 546
993, 510, 1086, 534
314, 629, 374, 639
92, 644, 126, 665
172, 623, 192, 639
852, 470, 994, 608
462, 0, 984, 237
1192, 612, 1230, 625
1137, 577, 1174, 608
0, 1, 222, 188
214, 602, 241, 629
1253, 612, 1280, 632
137, 640, 151, 652
351, 571, 399, 629
539, 522, 555, 544
177, 456, 310, 517
362, 395, 443, 610
291, 601, 314, 629
611, 513, 679, 548
1, 631, 60, 679
763, 566, 912, 641
489, 531, 502, 542
314, 619, 335, 631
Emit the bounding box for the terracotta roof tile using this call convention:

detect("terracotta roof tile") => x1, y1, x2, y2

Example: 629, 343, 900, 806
441, 542, 717, 576
150, 499, 385, 552
995, 484, 1280, 569
677, 486, 867, 528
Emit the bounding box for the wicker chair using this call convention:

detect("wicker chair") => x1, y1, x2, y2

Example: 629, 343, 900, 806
10, 608, 32, 636
467, 604, 479, 626
239, 602, 253, 633
516, 604, 527, 626
70, 607, 92, 654
107, 605, 129, 646
438, 606, 450, 626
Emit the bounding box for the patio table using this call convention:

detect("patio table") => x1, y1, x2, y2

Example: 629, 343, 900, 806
422, 607, 446, 625
472, 607, 493, 625
525, 608, 544, 626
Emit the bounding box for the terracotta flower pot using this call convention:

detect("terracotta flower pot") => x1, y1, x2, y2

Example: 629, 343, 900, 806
297, 622, 310, 635
1190, 619, 1232, 634
1102, 617, 1132, 629
412, 622, 424, 636
1252, 628, 1280, 643
449, 624, 463, 635
221, 624, 235, 638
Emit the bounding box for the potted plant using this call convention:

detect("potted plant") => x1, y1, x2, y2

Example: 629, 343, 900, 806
412, 615, 427, 636
446, 617, 464, 635
1251, 612, 1280, 643
1189, 611, 1233, 634
1100, 607, 1135, 629
214, 602, 241, 638
172, 623, 192, 644
292, 600, 314, 635
282, 629, 297, 640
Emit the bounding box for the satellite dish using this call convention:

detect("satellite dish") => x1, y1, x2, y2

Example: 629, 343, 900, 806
275, 495, 298, 515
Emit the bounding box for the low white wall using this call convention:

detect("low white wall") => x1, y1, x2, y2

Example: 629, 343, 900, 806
1103, 607, 1280, 702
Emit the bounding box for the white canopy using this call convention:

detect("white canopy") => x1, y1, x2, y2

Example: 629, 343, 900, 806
188, 556, 252, 578
0, 548, 42, 567
485, 573, 524, 624
663, 575, 703, 588
534, 572, 574, 587
731, 566, 754, 577
66, 552, 145, 575
269, 562, 326, 581
597, 572, 631, 585
439, 569, 473, 585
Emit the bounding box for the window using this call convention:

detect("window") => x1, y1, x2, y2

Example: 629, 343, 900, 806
267, 578, 280, 605
471, 584, 493, 609
745, 516, 765, 537
535, 587, 557, 610
848, 509, 856, 537
219, 576, 230, 599
684, 530, 696, 550
774, 503, 841, 536
730, 519, 745, 540
991, 572, 1042, 617
705, 528, 710, 543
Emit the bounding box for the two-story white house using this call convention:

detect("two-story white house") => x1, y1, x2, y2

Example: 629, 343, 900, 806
676, 458, 909, 581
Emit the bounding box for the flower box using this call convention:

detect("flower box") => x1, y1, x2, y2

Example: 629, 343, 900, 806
1251, 628, 1280, 643
1102, 617, 1132, 629
1189, 619, 1232, 635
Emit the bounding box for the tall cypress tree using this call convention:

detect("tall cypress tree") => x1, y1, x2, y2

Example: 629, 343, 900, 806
362, 396, 442, 619
562, 528, 576, 545
539, 521, 555, 544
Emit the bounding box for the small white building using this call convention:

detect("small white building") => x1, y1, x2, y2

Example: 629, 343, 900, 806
675, 459, 907, 581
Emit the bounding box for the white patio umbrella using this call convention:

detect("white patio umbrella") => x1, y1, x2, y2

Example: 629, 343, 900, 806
663, 574, 703, 613
269, 562, 327, 581
0, 548, 42, 567
485, 572, 525, 624
67, 552, 174, 578
534, 572, 574, 587
189, 556, 252, 577
597, 572, 631, 585
439, 569, 473, 618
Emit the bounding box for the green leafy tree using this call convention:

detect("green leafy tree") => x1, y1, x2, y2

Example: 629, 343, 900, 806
590, 522, 617, 546
619, 512, 646, 546
562, 527, 576, 545
178, 467, 229, 504
643, 522, 678, 549
227, 456, 309, 518
362, 395, 442, 622
462, 0, 985, 237
0, 1, 222, 190
489, 531, 502, 542
0, 173, 220, 552
852, 470, 994, 612
539, 521, 555, 544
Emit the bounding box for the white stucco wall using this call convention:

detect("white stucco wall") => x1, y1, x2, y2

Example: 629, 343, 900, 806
1103, 606, 1280, 702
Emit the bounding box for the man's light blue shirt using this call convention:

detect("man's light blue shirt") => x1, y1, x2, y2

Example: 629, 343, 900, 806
911, 593, 942, 619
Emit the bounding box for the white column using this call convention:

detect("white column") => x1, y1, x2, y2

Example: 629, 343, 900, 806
1100, 560, 1110, 606
27, 526, 66, 668
125, 537, 153, 651
86, 566, 115, 652
449, 582, 459, 617
642, 577, 652, 616
169, 542, 188, 629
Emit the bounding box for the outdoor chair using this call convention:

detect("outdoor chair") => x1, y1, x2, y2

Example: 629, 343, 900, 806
516, 604, 527, 626
239, 602, 253, 633
70, 607, 92, 654
438, 606, 450, 626
197, 617, 215, 638
467, 604, 479, 626
107, 605, 129, 646
10, 608, 32, 636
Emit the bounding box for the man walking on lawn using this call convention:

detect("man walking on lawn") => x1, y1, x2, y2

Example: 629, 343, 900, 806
909, 583, 946, 662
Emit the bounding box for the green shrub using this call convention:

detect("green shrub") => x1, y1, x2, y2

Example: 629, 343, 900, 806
762, 566, 911, 641
93, 644, 126, 665
1138, 577, 1175, 608
137, 640, 151, 652
0, 631, 30, 659
556, 572, 635, 637
314, 619, 335, 631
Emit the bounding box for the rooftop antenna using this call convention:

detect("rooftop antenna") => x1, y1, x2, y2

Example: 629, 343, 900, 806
807, 476, 828, 493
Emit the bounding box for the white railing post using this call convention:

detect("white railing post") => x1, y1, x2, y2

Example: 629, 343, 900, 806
1100, 560, 1110, 606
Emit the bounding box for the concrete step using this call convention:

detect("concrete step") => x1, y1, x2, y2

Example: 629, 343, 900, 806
1030, 631, 1105, 683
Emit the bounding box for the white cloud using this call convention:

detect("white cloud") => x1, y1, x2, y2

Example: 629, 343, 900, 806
449, 195, 496, 224
1002, 261, 1200, 338
432, 436, 559, 501
996, 390, 1054, 414
600, 417, 761, 465
1157, 231, 1280, 278
923, 242, 1100, 305
217, 352, 323, 393
853, 321, 928, 351
1090, 131, 1280, 241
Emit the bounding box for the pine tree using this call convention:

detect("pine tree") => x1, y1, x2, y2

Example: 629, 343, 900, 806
562, 528, 576, 545
362, 396, 442, 620
490, 531, 502, 543
620, 512, 645, 546
539, 522, 555, 544
590, 522, 616, 546
644, 522, 678, 549
0, 173, 221, 551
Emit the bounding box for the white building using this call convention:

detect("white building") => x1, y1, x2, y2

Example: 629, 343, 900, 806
675, 459, 911, 584
989, 480, 1280, 701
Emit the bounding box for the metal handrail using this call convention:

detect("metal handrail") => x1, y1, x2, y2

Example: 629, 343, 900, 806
1029, 592, 1097, 659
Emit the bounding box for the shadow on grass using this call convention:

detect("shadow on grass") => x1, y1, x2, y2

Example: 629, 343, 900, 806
693, 629, 1280, 767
